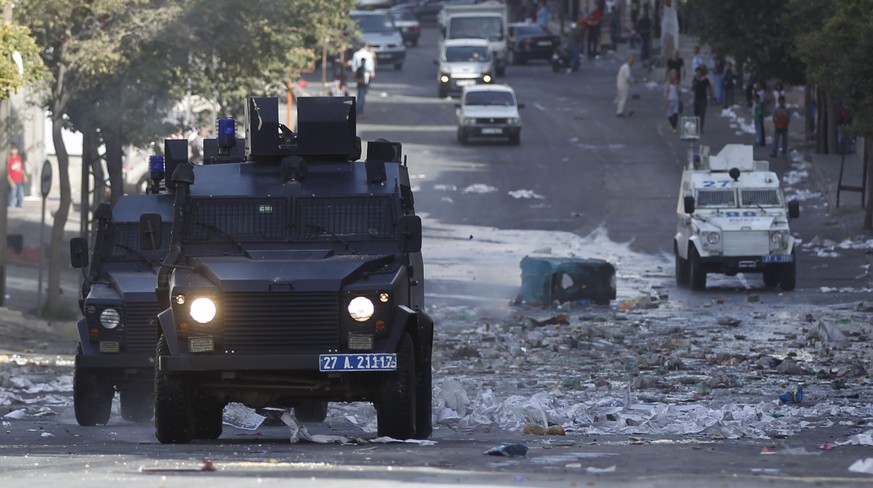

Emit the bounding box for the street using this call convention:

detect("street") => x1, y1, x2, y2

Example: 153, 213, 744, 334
1, 23, 873, 488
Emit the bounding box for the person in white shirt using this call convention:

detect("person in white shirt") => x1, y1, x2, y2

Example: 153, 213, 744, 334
616, 55, 635, 117
351, 43, 375, 116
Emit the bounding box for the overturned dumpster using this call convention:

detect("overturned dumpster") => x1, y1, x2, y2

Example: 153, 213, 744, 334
519, 256, 616, 306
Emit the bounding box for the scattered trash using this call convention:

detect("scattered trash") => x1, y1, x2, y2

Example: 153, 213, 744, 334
140, 459, 216, 473
837, 429, 873, 447
222, 402, 265, 430
849, 458, 873, 475
484, 444, 529, 457
717, 317, 742, 327
586, 465, 617, 474
2, 409, 26, 420
523, 423, 565, 436
819, 442, 838, 450
779, 386, 804, 404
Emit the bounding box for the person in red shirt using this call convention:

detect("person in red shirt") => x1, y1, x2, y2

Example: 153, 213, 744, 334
586, 1, 603, 59
7, 144, 26, 208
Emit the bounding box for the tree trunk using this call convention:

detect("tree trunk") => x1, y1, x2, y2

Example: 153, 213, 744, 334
826, 93, 838, 156
816, 89, 828, 154
104, 122, 125, 205
864, 137, 872, 230
804, 86, 814, 142
45, 115, 72, 317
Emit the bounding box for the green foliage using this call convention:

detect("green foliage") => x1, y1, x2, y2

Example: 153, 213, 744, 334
796, 0, 873, 135
0, 16, 46, 100
685, 0, 804, 83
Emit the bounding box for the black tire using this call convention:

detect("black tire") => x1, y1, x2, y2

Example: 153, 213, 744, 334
552, 60, 560, 73
154, 335, 195, 444
675, 244, 690, 286
689, 246, 707, 291
508, 132, 520, 145
780, 252, 797, 291
119, 380, 154, 423
496, 66, 506, 77
394, 63, 403, 70
411, 39, 418, 47
762, 267, 780, 287
194, 396, 224, 440
438, 85, 447, 98
458, 128, 469, 145
73, 343, 114, 426
295, 401, 329, 423
376, 332, 417, 439
414, 360, 433, 439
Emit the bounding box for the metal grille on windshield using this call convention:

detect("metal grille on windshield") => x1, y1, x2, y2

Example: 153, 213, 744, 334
187, 198, 287, 241
697, 190, 736, 207
295, 196, 395, 239
741, 189, 781, 206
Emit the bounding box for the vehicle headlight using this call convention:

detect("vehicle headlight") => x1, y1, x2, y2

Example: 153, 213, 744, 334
189, 297, 217, 324
440, 74, 450, 83
482, 74, 492, 83
705, 232, 721, 245
508, 117, 520, 125
100, 308, 121, 329
348, 296, 375, 322
462, 117, 475, 126
770, 231, 787, 249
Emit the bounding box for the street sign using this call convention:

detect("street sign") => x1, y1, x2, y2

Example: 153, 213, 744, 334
40, 160, 52, 198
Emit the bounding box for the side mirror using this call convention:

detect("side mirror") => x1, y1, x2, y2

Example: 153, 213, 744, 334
397, 215, 422, 253
70, 237, 89, 269
139, 213, 163, 251
683, 195, 695, 214
517, 103, 525, 109
454, 103, 461, 109
433, 59, 439, 66
788, 200, 799, 219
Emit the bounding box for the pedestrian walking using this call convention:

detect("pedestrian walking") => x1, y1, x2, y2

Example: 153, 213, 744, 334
616, 55, 635, 117
352, 43, 375, 115
586, 1, 603, 59
754, 81, 767, 145
666, 49, 685, 85
711, 54, 725, 105
691, 46, 704, 75
7, 144, 26, 208
691, 65, 713, 133
753, 92, 765, 146
535, 1, 550, 31
770, 95, 790, 157
606, 0, 621, 52
664, 68, 681, 133
635, 4, 652, 62
722, 61, 736, 107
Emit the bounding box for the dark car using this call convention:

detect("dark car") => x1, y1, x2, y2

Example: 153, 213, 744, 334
390, 7, 421, 47
392, 0, 476, 24
507, 22, 559, 64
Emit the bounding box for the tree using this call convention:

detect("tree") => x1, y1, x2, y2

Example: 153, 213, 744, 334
15, 0, 357, 317
0, 4, 44, 100
797, 0, 873, 229
685, 0, 804, 84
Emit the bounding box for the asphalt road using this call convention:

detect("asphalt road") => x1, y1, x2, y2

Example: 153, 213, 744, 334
2, 24, 873, 488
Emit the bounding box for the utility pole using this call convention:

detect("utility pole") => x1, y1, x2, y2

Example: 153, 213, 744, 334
0, 3, 15, 307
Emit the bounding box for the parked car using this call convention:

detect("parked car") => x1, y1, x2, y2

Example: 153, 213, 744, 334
455, 84, 523, 145
390, 7, 421, 47
436, 38, 494, 98
391, 0, 476, 24
507, 22, 559, 64
356, 0, 396, 9
351, 10, 406, 70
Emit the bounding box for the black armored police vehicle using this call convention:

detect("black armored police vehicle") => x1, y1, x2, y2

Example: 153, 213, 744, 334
69, 193, 173, 425
140, 96, 434, 443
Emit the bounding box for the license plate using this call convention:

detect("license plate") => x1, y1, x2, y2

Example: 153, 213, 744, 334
456, 79, 476, 86
481, 128, 503, 134
762, 255, 793, 263
319, 353, 397, 372
537, 41, 552, 46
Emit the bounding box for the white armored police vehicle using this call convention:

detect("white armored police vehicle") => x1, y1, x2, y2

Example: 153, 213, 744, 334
674, 144, 800, 291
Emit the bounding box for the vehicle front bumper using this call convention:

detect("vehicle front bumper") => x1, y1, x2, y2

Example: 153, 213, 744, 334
699, 253, 793, 272
76, 353, 154, 369
459, 125, 521, 138
374, 49, 406, 65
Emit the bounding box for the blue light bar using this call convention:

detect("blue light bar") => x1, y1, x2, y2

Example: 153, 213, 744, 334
149, 155, 165, 182
217, 118, 236, 148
